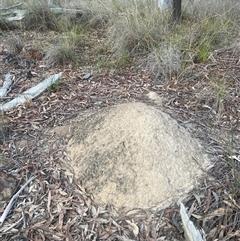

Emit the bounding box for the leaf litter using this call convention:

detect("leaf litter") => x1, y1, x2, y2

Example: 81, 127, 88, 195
0, 28, 239, 241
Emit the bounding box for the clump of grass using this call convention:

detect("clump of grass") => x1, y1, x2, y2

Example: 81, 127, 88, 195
43, 24, 88, 66
196, 40, 212, 62
94, 41, 132, 68
187, 17, 231, 63
95, 55, 112, 69
23, 0, 85, 31
185, 0, 240, 21
7, 36, 23, 54
144, 1, 234, 79
44, 40, 77, 66
102, 0, 239, 79
64, 0, 113, 27
212, 80, 227, 117
24, 0, 59, 31
0, 111, 9, 144
108, 0, 169, 56
114, 48, 132, 67
145, 44, 181, 82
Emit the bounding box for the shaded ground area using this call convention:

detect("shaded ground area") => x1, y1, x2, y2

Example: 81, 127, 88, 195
0, 28, 239, 240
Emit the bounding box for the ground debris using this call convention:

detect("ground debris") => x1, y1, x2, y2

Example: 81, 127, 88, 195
0, 28, 239, 241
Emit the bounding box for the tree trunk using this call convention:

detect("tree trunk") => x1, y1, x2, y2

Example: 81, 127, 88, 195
172, 0, 182, 21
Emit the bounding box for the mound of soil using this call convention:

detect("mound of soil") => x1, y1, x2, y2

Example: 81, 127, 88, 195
66, 102, 210, 209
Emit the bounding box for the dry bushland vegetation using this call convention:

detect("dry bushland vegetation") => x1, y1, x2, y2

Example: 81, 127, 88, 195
0, 0, 240, 240
1, 0, 239, 73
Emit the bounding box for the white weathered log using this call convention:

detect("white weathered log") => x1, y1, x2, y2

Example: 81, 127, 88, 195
0, 7, 84, 28
0, 72, 62, 111
49, 7, 84, 15
179, 202, 204, 241
158, 0, 173, 10
0, 73, 14, 99
2, 9, 25, 22
0, 3, 23, 11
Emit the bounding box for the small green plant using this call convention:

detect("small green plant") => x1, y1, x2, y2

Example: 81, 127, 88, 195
95, 55, 112, 68
48, 81, 61, 92
114, 47, 132, 67
69, 26, 83, 41
196, 39, 212, 62
193, 17, 228, 63
212, 80, 227, 117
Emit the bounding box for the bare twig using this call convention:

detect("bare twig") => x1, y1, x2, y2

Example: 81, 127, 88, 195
0, 176, 35, 226
3, 217, 23, 233
0, 3, 23, 11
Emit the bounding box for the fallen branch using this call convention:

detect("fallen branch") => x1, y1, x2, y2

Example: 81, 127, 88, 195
0, 176, 35, 226
0, 72, 62, 111
0, 73, 14, 99
0, 3, 23, 11
3, 217, 23, 233
179, 202, 204, 241
0, 7, 84, 29
50, 7, 84, 15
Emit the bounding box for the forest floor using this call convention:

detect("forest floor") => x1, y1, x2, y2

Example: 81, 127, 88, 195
0, 27, 240, 241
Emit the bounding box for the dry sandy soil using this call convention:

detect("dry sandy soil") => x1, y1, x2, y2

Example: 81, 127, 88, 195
64, 102, 211, 209
0, 25, 239, 241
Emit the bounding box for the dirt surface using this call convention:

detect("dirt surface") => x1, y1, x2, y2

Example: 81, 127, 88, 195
0, 27, 239, 240
66, 102, 211, 209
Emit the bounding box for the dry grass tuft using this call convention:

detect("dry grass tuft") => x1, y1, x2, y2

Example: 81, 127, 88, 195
44, 26, 85, 66
145, 44, 181, 82
0, 112, 10, 145
44, 40, 77, 66
24, 0, 59, 31
108, 0, 169, 56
